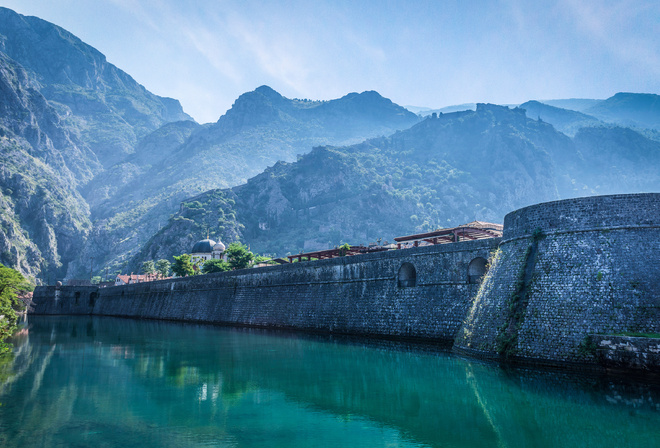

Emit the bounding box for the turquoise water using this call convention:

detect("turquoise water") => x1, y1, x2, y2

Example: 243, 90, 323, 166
0, 317, 659, 447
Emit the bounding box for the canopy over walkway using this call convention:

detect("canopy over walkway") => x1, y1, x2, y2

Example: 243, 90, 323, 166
394, 221, 503, 249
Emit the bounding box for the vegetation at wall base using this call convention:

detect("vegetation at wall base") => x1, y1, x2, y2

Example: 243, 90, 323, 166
613, 332, 660, 339
0, 264, 32, 353
577, 336, 598, 358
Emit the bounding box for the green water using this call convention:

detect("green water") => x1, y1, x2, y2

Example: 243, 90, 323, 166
0, 317, 658, 447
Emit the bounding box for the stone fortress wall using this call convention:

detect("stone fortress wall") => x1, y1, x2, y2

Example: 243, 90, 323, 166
33, 238, 499, 343
32, 193, 660, 370
453, 193, 660, 367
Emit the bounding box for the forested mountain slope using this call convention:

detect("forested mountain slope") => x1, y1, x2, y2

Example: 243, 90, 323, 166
69, 86, 421, 278
135, 103, 660, 266
519, 101, 603, 136
0, 8, 422, 280
584, 93, 660, 131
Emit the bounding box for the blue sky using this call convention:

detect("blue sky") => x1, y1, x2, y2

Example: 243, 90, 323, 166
3, 0, 659, 123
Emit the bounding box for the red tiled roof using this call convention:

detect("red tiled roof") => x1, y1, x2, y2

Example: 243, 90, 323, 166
116, 273, 161, 284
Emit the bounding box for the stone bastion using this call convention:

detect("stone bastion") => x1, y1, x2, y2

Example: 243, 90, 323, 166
453, 193, 660, 367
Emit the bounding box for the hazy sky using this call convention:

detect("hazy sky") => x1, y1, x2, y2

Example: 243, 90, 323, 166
3, 0, 659, 123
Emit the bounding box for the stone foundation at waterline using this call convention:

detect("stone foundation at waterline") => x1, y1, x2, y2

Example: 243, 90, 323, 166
591, 335, 660, 372
32, 193, 660, 370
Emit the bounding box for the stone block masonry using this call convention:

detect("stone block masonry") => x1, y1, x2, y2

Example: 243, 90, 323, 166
592, 335, 660, 372
33, 238, 499, 343
454, 193, 660, 368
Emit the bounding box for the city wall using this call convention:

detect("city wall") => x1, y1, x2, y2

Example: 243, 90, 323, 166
32, 238, 498, 343
31, 193, 660, 370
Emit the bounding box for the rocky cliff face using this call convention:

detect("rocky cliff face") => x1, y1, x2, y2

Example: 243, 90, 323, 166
0, 7, 193, 281
0, 7, 193, 168
0, 54, 91, 280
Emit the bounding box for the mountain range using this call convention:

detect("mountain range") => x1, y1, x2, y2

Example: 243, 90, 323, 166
134, 103, 660, 266
0, 7, 659, 281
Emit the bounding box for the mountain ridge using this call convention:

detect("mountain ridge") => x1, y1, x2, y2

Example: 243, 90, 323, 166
133, 101, 660, 268
0, 7, 194, 167
0, 7, 659, 282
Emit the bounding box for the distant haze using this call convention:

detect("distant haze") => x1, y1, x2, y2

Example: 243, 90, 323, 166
5, 0, 659, 123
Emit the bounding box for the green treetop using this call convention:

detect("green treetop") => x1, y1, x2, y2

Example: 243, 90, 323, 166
172, 254, 195, 277
141, 260, 156, 275
338, 243, 351, 256
155, 259, 171, 278
201, 259, 231, 274
226, 242, 255, 270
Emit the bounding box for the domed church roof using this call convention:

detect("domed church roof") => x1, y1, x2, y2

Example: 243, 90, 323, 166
191, 239, 216, 254
213, 241, 226, 252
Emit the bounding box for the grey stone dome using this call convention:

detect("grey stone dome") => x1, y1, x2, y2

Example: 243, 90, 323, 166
191, 239, 216, 254
213, 241, 226, 252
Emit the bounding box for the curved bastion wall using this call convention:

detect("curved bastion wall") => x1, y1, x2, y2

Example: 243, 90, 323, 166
453, 193, 660, 365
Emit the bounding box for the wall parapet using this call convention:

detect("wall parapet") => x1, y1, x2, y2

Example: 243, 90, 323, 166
503, 193, 660, 240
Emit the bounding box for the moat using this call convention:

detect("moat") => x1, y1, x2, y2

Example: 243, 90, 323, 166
1, 316, 659, 447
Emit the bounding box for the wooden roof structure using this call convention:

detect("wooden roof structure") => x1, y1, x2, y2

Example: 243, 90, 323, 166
394, 221, 503, 248
286, 245, 393, 263
282, 222, 502, 263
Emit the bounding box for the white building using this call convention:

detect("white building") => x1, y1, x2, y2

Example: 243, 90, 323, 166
190, 238, 226, 266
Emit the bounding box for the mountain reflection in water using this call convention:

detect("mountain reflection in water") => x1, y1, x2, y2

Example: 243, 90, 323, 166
0, 316, 658, 448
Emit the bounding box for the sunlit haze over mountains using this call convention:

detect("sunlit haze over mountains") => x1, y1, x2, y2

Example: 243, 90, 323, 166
4, 0, 659, 123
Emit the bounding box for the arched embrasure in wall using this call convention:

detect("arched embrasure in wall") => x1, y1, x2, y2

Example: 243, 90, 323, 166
453, 193, 660, 364
398, 262, 417, 288
467, 257, 488, 284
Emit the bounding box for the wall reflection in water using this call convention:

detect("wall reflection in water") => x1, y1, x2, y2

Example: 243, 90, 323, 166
0, 316, 658, 448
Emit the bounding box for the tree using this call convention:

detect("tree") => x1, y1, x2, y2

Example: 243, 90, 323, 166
155, 259, 171, 278
226, 242, 254, 270
171, 254, 194, 277
0, 264, 32, 352
91, 276, 102, 285
338, 243, 351, 256
141, 260, 156, 275
202, 259, 231, 274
